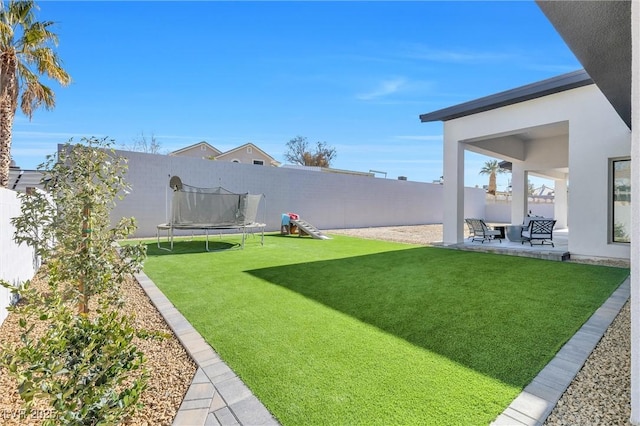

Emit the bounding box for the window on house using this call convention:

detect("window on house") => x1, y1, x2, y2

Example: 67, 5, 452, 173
253, 160, 264, 165
612, 158, 630, 243
247, 146, 253, 154
200, 145, 206, 151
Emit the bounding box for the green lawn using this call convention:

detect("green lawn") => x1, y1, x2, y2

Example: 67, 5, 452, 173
140, 233, 629, 425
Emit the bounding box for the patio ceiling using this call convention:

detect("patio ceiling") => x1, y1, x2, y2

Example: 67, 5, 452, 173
463, 121, 569, 181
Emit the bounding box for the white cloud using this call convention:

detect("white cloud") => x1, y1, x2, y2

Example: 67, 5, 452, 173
12, 130, 86, 140
401, 43, 517, 65
356, 77, 407, 101
394, 135, 442, 142
10, 147, 57, 156
374, 158, 442, 165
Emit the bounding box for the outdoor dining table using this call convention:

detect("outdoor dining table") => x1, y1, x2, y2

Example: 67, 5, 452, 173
506, 225, 525, 242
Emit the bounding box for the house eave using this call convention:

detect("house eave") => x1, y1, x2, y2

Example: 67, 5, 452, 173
536, 0, 631, 129
419, 69, 593, 123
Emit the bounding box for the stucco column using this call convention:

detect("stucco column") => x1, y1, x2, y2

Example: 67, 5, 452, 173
510, 162, 527, 225
442, 126, 464, 244
630, 0, 639, 424
553, 177, 568, 229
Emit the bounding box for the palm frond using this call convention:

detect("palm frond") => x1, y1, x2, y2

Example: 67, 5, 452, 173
26, 47, 70, 85
0, 21, 14, 46
19, 20, 58, 49
3, 1, 36, 27
20, 78, 54, 117
478, 159, 506, 175
17, 61, 54, 118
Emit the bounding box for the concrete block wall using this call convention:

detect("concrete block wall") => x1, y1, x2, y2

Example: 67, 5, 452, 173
112, 150, 488, 238
0, 188, 35, 326
485, 200, 555, 224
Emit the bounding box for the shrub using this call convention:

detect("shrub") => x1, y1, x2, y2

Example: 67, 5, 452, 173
2, 137, 149, 424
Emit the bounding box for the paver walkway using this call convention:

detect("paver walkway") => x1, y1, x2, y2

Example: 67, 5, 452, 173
136, 269, 629, 426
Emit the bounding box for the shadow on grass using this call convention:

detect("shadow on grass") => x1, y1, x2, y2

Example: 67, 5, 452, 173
263, 233, 317, 240
247, 247, 628, 387
146, 240, 239, 256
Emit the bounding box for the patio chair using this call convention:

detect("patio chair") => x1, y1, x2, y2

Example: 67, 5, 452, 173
465, 218, 503, 243
521, 218, 557, 247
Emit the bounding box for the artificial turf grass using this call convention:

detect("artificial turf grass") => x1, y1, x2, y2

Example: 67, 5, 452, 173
141, 233, 629, 425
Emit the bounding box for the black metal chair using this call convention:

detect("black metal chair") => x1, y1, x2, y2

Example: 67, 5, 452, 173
521, 219, 557, 246
465, 218, 503, 243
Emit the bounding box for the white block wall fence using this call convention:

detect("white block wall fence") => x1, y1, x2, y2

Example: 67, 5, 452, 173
0, 188, 35, 326
1, 148, 556, 325
1, 146, 554, 326
485, 198, 555, 224
110, 150, 490, 238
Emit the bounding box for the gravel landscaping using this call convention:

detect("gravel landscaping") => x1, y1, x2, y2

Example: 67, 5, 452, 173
0, 272, 196, 425
0, 224, 631, 425
544, 301, 630, 425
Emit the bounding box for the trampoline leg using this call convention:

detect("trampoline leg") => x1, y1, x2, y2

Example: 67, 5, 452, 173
205, 229, 210, 251
156, 226, 173, 252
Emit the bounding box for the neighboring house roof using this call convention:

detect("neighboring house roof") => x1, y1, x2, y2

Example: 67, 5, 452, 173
536, 0, 631, 129
419, 69, 593, 123
170, 141, 281, 166
282, 164, 374, 178
169, 141, 221, 156
8, 167, 47, 192
215, 143, 281, 167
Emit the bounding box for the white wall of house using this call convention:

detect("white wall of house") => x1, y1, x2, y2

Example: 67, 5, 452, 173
629, 1, 639, 423
0, 188, 35, 326
111, 150, 486, 238
442, 84, 630, 260
567, 88, 631, 260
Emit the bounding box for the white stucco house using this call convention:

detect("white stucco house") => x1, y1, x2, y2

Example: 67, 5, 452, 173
420, 69, 630, 262
422, 1, 640, 423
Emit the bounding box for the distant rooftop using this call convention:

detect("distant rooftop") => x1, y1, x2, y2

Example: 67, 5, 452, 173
419, 69, 593, 123
8, 168, 47, 192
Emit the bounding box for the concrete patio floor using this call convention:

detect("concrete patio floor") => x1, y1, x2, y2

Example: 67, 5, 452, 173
445, 228, 570, 262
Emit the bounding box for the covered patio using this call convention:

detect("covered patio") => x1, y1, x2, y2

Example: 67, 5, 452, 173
453, 226, 569, 262
420, 69, 630, 263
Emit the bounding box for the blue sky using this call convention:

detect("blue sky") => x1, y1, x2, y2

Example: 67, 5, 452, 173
11, 1, 581, 190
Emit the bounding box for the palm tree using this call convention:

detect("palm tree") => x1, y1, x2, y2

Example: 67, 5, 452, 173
0, 0, 70, 188
478, 159, 506, 195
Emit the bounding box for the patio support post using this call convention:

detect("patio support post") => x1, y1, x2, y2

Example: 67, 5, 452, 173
630, 0, 639, 424
510, 163, 528, 225
553, 177, 568, 229
442, 127, 464, 244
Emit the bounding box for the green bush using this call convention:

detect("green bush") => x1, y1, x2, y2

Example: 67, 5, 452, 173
2, 137, 150, 424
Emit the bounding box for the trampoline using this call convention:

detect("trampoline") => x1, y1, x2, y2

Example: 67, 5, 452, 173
156, 176, 266, 251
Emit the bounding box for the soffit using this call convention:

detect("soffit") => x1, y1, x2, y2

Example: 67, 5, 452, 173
536, 0, 631, 129
419, 70, 591, 123
465, 121, 568, 162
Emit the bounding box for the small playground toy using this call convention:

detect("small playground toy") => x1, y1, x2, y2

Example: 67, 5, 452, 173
280, 212, 330, 240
